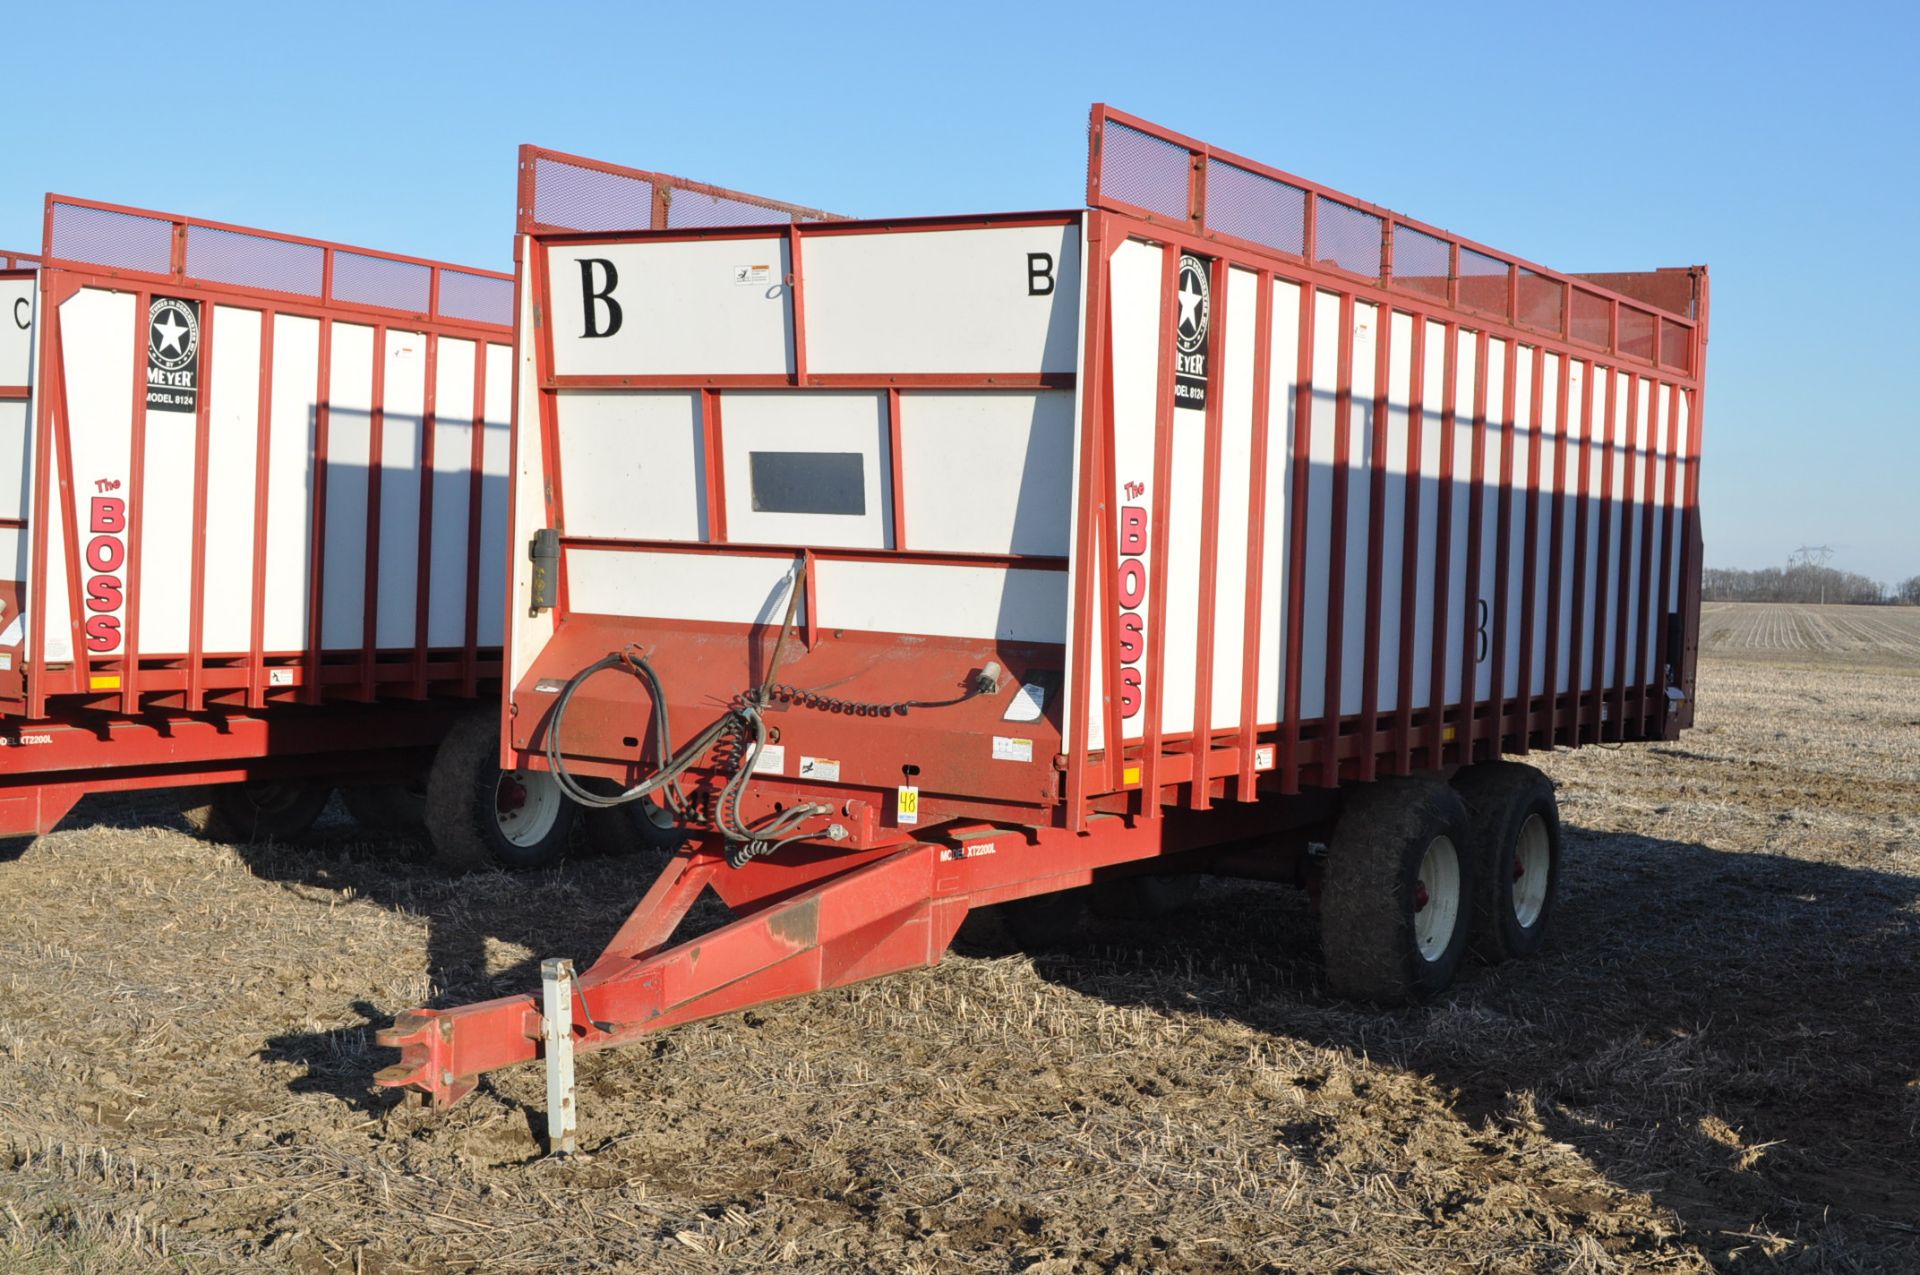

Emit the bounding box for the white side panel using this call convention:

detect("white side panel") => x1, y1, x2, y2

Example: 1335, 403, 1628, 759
262, 316, 319, 652
898, 391, 1073, 556
1502, 346, 1532, 699
1254, 281, 1300, 725
0, 277, 33, 385
546, 238, 792, 378
1532, 352, 1561, 696
568, 548, 801, 626
803, 224, 1082, 376
1339, 301, 1376, 717
1473, 338, 1506, 701
1669, 393, 1690, 610
817, 559, 1066, 644
1298, 291, 1340, 720
476, 343, 511, 647
1108, 240, 1161, 741
1556, 359, 1583, 695
1580, 363, 1605, 689
1602, 370, 1629, 685
510, 246, 556, 688
137, 408, 198, 655
1444, 333, 1476, 703
719, 391, 889, 549
321, 323, 373, 650
200, 306, 262, 653
60, 289, 136, 656
427, 338, 476, 648
1158, 397, 1204, 737
556, 391, 706, 542
1208, 268, 1257, 730
1375, 309, 1414, 716
374, 331, 426, 649
1409, 320, 1445, 709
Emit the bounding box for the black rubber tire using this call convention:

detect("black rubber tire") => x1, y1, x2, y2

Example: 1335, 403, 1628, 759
1452, 762, 1562, 962
1088, 871, 1202, 921
424, 710, 576, 871
341, 780, 428, 832
580, 791, 687, 859
1320, 777, 1477, 1005
178, 780, 333, 844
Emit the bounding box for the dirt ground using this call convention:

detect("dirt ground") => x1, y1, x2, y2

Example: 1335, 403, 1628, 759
1, 601, 1916, 1273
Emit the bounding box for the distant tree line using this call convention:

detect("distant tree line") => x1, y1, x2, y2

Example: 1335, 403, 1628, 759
1705, 564, 1920, 605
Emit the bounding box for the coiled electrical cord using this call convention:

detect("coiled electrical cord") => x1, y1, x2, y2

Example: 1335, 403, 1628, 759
538, 554, 1000, 865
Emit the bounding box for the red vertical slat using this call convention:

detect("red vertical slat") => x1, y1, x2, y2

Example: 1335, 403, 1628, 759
358, 325, 388, 703
1278, 282, 1315, 795
1424, 323, 1458, 768
1139, 245, 1180, 814
1357, 300, 1393, 781
1456, 331, 1490, 764
119, 288, 151, 714
1515, 345, 1546, 751
1392, 314, 1426, 774
1489, 335, 1518, 755
701, 389, 728, 543
304, 250, 336, 706
411, 330, 440, 698
461, 338, 488, 698
184, 302, 216, 712
1610, 373, 1642, 737
1632, 379, 1663, 731
1539, 351, 1570, 746
1649, 380, 1682, 733
1187, 257, 1230, 810
1234, 269, 1274, 800
1064, 214, 1111, 829
246, 311, 276, 708
1586, 365, 1618, 744
787, 225, 808, 385
1565, 360, 1595, 743
1319, 293, 1355, 787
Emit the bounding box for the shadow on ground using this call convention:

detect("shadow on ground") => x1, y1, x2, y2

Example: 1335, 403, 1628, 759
1030, 827, 1920, 1271
60, 788, 1918, 1268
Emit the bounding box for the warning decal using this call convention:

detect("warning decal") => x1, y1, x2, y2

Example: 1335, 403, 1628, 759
146, 295, 200, 414
1173, 253, 1210, 410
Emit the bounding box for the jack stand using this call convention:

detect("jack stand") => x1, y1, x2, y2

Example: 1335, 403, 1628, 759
541, 958, 578, 1155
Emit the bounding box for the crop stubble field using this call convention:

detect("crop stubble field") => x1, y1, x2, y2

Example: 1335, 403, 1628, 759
0, 602, 1916, 1273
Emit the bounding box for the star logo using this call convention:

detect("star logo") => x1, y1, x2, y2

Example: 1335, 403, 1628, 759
147, 297, 198, 372
1174, 254, 1209, 354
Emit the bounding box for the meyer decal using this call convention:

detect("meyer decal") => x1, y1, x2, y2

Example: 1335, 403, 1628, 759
1173, 253, 1210, 409
146, 295, 200, 413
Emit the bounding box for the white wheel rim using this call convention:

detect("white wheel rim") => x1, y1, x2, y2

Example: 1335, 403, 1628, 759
493, 767, 563, 848
1412, 835, 1462, 962
1511, 813, 1551, 929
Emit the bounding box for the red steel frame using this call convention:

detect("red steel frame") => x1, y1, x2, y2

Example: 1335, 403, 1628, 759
377, 110, 1709, 1107
0, 195, 516, 837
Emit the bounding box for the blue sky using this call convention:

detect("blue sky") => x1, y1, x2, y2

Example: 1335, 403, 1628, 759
4, 1, 1913, 584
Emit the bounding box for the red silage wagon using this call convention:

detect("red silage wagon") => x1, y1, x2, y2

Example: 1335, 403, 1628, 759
376, 108, 1709, 1133
0, 196, 567, 862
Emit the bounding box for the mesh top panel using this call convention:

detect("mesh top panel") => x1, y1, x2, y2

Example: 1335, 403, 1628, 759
1393, 224, 1450, 302
1313, 196, 1382, 279
1516, 267, 1563, 334
532, 156, 654, 233
1098, 120, 1191, 220
1570, 288, 1610, 347
49, 203, 173, 274
666, 189, 796, 229
1659, 318, 1690, 372
1205, 160, 1305, 257
1457, 245, 1511, 320
1617, 306, 1655, 362
332, 251, 432, 313
439, 270, 513, 327
185, 224, 324, 297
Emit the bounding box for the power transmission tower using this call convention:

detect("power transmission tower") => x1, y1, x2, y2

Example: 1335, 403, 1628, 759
1790, 545, 1836, 603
